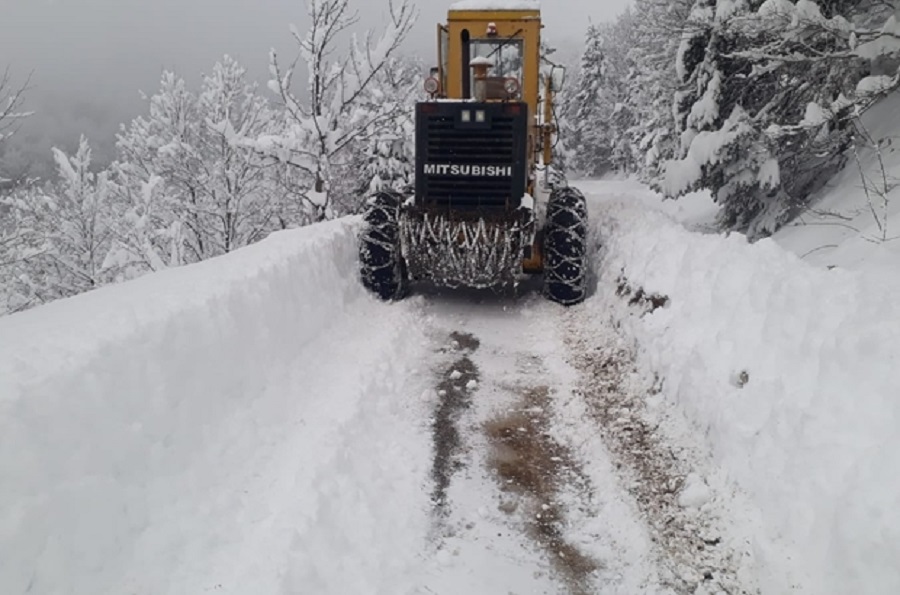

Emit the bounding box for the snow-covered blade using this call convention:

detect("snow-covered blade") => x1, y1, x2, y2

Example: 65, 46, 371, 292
400, 209, 532, 288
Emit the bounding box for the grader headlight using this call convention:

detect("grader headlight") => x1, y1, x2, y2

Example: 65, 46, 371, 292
424, 76, 440, 96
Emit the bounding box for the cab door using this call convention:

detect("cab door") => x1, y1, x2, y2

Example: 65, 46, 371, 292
437, 24, 449, 97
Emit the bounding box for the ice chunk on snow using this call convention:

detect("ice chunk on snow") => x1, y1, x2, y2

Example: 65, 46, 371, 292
449, 369, 463, 380
677, 473, 711, 508
466, 379, 478, 390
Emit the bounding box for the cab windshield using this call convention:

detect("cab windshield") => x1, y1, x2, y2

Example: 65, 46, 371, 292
470, 38, 524, 80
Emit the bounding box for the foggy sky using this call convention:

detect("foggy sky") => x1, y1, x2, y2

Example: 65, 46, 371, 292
0, 0, 629, 171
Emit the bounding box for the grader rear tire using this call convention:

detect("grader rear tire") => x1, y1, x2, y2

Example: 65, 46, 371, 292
359, 191, 408, 301
543, 186, 588, 306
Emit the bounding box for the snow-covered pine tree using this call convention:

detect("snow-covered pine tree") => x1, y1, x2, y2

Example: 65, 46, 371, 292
567, 24, 610, 177
665, 0, 897, 237
566, 6, 689, 179
251, 0, 416, 221
622, 0, 693, 181
601, 11, 642, 174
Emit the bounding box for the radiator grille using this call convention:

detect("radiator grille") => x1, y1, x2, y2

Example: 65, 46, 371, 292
416, 103, 527, 210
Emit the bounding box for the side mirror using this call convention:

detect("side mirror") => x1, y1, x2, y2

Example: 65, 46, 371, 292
550, 65, 566, 92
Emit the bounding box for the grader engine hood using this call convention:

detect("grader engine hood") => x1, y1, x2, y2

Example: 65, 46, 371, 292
415, 101, 528, 210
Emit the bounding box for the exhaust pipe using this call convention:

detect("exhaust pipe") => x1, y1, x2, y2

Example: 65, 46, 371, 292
470, 57, 493, 102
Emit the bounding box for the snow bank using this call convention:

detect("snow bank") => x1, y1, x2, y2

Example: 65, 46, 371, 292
0, 219, 432, 594
0, 219, 360, 397
589, 199, 900, 594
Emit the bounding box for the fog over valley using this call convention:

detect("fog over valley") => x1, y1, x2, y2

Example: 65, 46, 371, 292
0, 0, 623, 180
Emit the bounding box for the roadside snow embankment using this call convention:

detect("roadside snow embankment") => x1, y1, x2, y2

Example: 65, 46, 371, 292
591, 200, 900, 594
0, 218, 431, 594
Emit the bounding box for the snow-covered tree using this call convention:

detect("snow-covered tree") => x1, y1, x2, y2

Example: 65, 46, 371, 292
664, 0, 898, 236
0, 67, 32, 191
564, 0, 694, 180
251, 0, 417, 221
622, 0, 694, 179
0, 68, 30, 148
1, 137, 116, 311
566, 24, 611, 177
112, 57, 283, 268
349, 56, 420, 199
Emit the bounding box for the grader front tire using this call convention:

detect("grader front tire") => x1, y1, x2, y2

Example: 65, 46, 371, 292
359, 191, 408, 301
543, 187, 588, 306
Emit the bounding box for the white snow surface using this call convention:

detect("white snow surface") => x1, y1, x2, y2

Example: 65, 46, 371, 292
0, 219, 436, 594
0, 210, 679, 594
581, 178, 900, 594
4, 139, 900, 593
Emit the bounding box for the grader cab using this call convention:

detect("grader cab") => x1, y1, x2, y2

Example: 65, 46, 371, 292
358, 1, 588, 305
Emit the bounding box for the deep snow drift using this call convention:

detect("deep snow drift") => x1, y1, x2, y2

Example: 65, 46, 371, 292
581, 180, 900, 594
576, 90, 900, 593
0, 219, 438, 594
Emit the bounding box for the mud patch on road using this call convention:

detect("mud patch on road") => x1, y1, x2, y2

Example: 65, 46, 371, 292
431, 333, 480, 515
485, 386, 598, 594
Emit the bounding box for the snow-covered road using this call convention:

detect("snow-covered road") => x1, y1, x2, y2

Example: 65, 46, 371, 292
413, 288, 670, 594
2, 182, 898, 594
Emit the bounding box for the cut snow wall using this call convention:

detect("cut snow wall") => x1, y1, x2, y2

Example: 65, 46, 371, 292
0, 218, 364, 594
591, 200, 900, 594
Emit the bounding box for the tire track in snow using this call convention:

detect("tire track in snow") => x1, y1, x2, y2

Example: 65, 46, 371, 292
563, 301, 760, 595
417, 292, 571, 594
417, 289, 661, 594
430, 332, 480, 518
483, 383, 599, 594
417, 283, 762, 594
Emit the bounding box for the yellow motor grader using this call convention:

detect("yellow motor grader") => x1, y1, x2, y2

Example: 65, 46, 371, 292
359, 1, 587, 305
